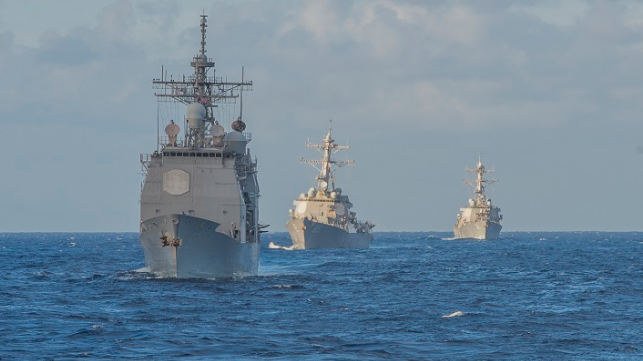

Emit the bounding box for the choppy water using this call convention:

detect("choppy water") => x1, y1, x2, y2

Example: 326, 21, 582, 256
0, 232, 642, 360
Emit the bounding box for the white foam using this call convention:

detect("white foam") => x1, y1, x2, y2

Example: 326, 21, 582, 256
268, 242, 295, 250
442, 311, 464, 318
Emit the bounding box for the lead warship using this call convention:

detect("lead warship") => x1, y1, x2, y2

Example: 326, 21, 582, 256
139, 15, 260, 278
286, 124, 374, 249
453, 156, 503, 239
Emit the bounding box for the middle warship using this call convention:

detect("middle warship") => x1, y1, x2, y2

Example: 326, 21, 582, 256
286, 124, 374, 249
453, 156, 503, 239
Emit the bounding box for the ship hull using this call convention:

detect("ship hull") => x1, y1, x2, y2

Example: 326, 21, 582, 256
453, 221, 502, 240
140, 214, 259, 278
286, 218, 372, 249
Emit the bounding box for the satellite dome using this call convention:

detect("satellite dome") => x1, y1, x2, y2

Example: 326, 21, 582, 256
195, 53, 208, 65
210, 123, 225, 137
224, 131, 247, 153
186, 102, 206, 128
224, 131, 246, 142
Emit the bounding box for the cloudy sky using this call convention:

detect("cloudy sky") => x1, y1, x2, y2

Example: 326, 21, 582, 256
1, 0, 642, 232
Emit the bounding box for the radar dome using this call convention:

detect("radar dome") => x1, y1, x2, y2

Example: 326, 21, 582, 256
165, 121, 180, 146
225, 131, 246, 142
231, 118, 246, 132
210, 123, 225, 147
210, 124, 225, 137
224, 131, 247, 154
186, 102, 206, 128
307, 187, 315, 198
165, 123, 180, 136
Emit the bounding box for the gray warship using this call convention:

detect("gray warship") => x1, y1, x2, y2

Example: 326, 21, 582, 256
138, 15, 260, 278
286, 124, 374, 249
453, 156, 503, 240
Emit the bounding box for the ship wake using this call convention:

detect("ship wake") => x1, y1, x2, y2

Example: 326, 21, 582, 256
269, 242, 296, 250
442, 311, 464, 318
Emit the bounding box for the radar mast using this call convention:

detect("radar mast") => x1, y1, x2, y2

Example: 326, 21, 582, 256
301, 120, 355, 192
152, 15, 252, 149
462, 155, 498, 205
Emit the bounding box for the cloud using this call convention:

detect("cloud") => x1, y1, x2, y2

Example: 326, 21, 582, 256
97, 0, 135, 43
2, 0, 643, 231
4, 0, 643, 132
297, 0, 342, 43
37, 34, 97, 66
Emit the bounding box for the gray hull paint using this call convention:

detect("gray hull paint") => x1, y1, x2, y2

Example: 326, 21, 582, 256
286, 218, 372, 249
453, 221, 502, 240
140, 214, 259, 278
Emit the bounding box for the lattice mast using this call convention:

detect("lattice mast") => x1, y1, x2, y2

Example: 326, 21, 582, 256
463, 156, 498, 204
301, 121, 355, 192
151, 15, 252, 148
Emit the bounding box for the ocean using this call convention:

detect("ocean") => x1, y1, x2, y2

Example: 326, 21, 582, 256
0, 232, 641, 360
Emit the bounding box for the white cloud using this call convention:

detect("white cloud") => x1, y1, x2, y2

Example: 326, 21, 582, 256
510, 0, 590, 27
1, 0, 643, 231
97, 0, 135, 43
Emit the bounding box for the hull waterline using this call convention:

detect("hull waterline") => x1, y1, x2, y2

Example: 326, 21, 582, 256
286, 218, 372, 249
453, 221, 502, 240
140, 214, 259, 278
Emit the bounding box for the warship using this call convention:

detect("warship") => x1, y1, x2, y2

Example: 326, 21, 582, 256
286, 123, 374, 249
453, 156, 503, 240
138, 15, 260, 278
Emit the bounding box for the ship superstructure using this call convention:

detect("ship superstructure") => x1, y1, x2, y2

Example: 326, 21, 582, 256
139, 15, 260, 277
453, 156, 503, 240
286, 123, 374, 249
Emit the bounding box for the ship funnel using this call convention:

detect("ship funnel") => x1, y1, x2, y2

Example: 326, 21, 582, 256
186, 102, 206, 128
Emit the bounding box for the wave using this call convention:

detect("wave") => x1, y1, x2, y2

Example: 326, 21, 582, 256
442, 311, 464, 318
269, 242, 296, 250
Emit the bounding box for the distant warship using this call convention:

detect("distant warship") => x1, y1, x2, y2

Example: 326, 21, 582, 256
453, 156, 503, 240
286, 123, 374, 249
139, 15, 261, 278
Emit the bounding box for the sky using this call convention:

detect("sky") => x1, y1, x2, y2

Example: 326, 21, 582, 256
1, 0, 643, 232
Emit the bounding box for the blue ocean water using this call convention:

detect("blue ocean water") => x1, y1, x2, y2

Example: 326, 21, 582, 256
0, 232, 642, 360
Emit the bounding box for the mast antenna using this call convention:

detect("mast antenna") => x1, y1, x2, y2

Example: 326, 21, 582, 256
200, 14, 207, 56
240, 66, 244, 120
301, 122, 354, 191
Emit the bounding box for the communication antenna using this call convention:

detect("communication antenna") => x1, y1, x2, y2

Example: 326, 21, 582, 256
240, 66, 244, 120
